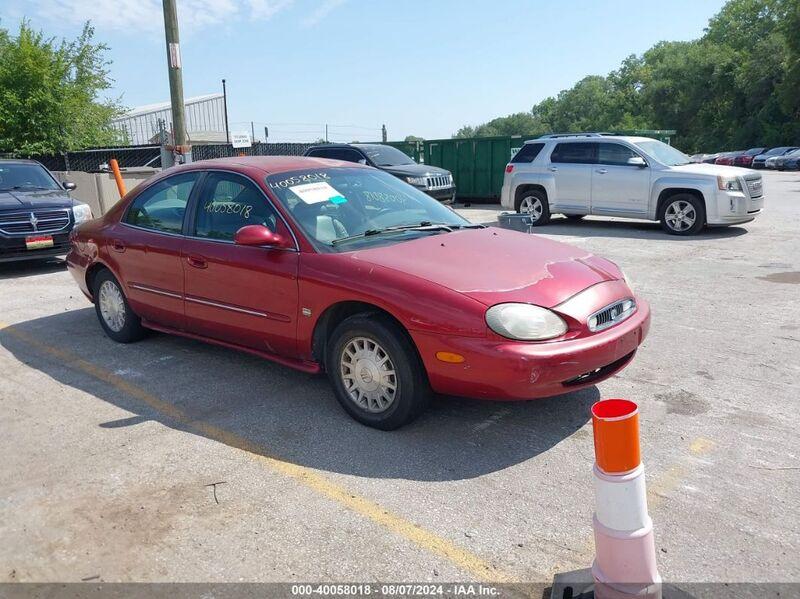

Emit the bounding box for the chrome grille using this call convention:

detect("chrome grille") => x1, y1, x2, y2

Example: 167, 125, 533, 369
744, 176, 763, 198
0, 209, 71, 235
425, 174, 452, 190
588, 298, 636, 332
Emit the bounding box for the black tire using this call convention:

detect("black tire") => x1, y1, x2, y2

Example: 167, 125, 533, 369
563, 214, 585, 221
93, 269, 146, 343
659, 193, 706, 236
516, 190, 551, 226
326, 313, 431, 430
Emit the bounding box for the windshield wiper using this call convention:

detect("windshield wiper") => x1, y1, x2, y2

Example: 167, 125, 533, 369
331, 222, 456, 246
0, 185, 51, 191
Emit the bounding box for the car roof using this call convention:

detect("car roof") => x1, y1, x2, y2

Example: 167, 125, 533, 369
0, 158, 43, 165
524, 135, 653, 144
177, 155, 369, 175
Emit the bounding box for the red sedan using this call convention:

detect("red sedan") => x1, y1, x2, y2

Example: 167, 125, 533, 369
67, 157, 650, 429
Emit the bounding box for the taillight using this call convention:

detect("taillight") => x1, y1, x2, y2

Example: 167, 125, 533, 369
505, 164, 514, 173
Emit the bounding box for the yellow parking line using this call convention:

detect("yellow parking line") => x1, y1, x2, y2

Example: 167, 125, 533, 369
0, 322, 513, 582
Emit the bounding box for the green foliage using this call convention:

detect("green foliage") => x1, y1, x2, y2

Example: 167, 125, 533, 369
404, 135, 425, 142
454, 0, 799, 152
0, 21, 124, 155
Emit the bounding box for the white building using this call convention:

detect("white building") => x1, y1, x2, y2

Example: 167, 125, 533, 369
111, 93, 227, 145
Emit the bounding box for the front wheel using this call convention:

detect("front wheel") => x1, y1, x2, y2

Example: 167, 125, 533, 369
516, 190, 551, 226
659, 194, 705, 235
326, 314, 431, 430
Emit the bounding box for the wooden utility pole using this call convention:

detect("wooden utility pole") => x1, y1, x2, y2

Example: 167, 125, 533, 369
163, 0, 191, 162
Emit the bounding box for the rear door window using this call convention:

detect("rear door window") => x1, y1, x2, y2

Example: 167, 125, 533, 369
511, 143, 545, 163
550, 143, 597, 164
125, 172, 199, 234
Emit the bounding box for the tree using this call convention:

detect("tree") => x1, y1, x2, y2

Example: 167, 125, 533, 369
0, 21, 124, 155
452, 0, 798, 152
404, 135, 424, 142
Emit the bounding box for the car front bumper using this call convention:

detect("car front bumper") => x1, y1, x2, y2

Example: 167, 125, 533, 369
415, 185, 456, 203
411, 299, 650, 400
0, 231, 71, 263
709, 188, 764, 225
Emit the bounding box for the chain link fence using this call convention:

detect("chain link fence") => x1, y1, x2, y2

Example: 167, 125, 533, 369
16, 142, 318, 173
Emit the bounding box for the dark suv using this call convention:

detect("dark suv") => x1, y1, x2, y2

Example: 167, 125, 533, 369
0, 159, 92, 263
304, 143, 456, 203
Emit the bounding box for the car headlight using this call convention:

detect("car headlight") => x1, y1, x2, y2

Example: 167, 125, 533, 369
72, 203, 93, 224
406, 176, 427, 187
717, 176, 742, 191
485, 303, 568, 341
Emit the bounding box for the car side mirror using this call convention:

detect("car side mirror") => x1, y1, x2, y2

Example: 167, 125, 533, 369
63, 181, 77, 191
234, 224, 292, 249
627, 156, 647, 168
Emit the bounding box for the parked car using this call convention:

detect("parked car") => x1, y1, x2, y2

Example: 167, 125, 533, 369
67, 156, 649, 430
304, 143, 456, 203
715, 151, 743, 166
765, 155, 782, 170
733, 147, 766, 168
774, 148, 800, 171
500, 135, 764, 235
752, 147, 798, 169
0, 159, 91, 263
701, 153, 722, 164
784, 150, 800, 171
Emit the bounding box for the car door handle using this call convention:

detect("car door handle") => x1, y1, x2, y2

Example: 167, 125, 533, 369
548, 166, 558, 172
595, 168, 608, 174
186, 255, 208, 269
111, 240, 125, 253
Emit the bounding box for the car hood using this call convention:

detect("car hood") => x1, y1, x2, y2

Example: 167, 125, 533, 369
0, 188, 75, 211
668, 163, 755, 177
379, 163, 451, 178
349, 227, 621, 308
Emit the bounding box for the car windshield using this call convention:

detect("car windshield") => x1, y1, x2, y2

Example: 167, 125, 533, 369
632, 140, 692, 166
358, 145, 416, 166
0, 163, 61, 192
266, 167, 470, 252
765, 147, 787, 155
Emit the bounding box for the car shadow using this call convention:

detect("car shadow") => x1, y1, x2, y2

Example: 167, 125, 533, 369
0, 258, 67, 280
535, 217, 749, 240
0, 308, 598, 482
470, 214, 749, 241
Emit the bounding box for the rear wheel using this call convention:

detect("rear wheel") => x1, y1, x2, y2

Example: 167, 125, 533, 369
516, 190, 551, 226
326, 313, 431, 430
93, 269, 146, 343
659, 194, 705, 235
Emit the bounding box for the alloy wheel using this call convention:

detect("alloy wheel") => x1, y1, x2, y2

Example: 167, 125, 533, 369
520, 196, 543, 221
664, 199, 697, 232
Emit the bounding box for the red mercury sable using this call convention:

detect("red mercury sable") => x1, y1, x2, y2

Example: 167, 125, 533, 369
67, 157, 650, 430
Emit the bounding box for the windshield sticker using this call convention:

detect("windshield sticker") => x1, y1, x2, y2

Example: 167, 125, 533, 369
269, 172, 331, 189
290, 181, 347, 205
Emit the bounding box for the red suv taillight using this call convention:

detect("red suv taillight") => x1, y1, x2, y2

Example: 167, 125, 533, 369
505, 164, 514, 173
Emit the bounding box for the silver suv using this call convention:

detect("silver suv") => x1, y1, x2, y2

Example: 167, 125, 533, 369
500, 134, 764, 235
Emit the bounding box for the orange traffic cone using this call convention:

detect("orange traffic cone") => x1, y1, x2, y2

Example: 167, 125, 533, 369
591, 399, 661, 599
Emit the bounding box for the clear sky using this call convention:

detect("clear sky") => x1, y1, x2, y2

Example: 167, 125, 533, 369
1, 0, 728, 142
